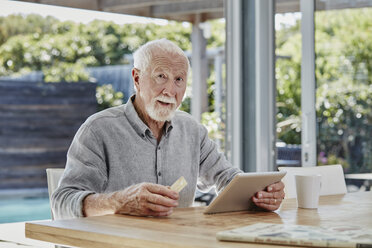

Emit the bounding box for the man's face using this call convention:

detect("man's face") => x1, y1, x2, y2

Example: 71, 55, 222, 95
135, 52, 188, 122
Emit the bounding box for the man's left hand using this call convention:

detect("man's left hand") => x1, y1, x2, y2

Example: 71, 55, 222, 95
252, 181, 285, 211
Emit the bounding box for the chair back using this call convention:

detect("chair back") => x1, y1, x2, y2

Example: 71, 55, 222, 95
278, 164, 347, 198
46, 168, 65, 220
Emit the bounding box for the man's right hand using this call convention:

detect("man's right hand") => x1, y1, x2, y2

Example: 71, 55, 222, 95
83, 183, 179, 217
113, 183, 179, 216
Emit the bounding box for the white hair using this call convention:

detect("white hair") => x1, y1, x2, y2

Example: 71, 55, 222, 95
133, 38, 190, 73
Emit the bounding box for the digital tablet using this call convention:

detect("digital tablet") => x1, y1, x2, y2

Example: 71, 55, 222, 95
203, 171, 287, 214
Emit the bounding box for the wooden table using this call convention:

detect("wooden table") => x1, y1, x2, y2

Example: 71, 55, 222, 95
25, 191, 372, 248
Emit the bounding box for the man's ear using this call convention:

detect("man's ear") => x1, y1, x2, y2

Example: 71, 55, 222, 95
132, 68, 140, 92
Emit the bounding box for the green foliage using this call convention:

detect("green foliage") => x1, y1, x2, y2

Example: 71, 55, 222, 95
316, 79, 372, 172
96, 84, 124, 111
201, 111, 225, 150
0, 15, 228, 77
206, 19, 225, 49
43, 61, 90, 82
276, 30, 302, 144
276, 8, 372, 172
318, 152, 348, 170
178, 68, 193, 113
0, 16, 195, 77
119, 21, 192, 52
0, 14, 58, 46
179, 96, 191, 113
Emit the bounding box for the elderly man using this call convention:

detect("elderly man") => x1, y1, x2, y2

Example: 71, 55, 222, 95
52, 39, 284, 219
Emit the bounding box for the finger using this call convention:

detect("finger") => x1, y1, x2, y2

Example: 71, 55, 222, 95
254, 202, 280, 211
271, 190, 285, 199
147, 192, 178, 207
255, 190, 285, 199
146, 202, 174, 213
267, 181, 285, 192
255, 191, 274, 199
146, 184, 179, 200
156, 209, 173, 217
147, 208, 173, 217
252, 196, 282, 205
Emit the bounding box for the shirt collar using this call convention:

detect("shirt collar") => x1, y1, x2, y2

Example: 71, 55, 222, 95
124, 94, 173, 137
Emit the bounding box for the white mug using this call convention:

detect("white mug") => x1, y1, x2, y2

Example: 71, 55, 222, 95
295, 174, 322, 209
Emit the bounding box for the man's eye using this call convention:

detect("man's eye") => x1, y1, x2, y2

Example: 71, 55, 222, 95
176, 77, 183, 82
158, 74, 166, 78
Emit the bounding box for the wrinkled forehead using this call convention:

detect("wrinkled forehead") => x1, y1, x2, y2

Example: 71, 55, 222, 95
149, 52, 189, 75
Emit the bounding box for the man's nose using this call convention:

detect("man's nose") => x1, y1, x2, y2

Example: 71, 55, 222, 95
162, 79, 177, 96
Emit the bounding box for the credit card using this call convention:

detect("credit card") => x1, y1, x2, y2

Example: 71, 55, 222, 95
170, 176, 187, 193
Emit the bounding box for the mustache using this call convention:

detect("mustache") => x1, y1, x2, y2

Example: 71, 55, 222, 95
154, 95, 177, 104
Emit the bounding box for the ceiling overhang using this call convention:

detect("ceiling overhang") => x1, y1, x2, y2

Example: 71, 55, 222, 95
15, 0, 372, 23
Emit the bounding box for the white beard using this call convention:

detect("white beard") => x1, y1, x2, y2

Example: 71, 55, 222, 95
143, 94, 178, 122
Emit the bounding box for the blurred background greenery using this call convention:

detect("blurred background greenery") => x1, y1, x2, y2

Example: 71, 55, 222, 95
276, 8, 372, 172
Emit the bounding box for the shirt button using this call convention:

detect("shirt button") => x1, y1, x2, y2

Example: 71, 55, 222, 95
158, 146, 161, 150
158, 172, 162, 177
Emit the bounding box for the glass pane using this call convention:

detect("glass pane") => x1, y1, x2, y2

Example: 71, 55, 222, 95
201, 19, 227, 154
315, 2, 372, 174
275, 1, 303, 167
